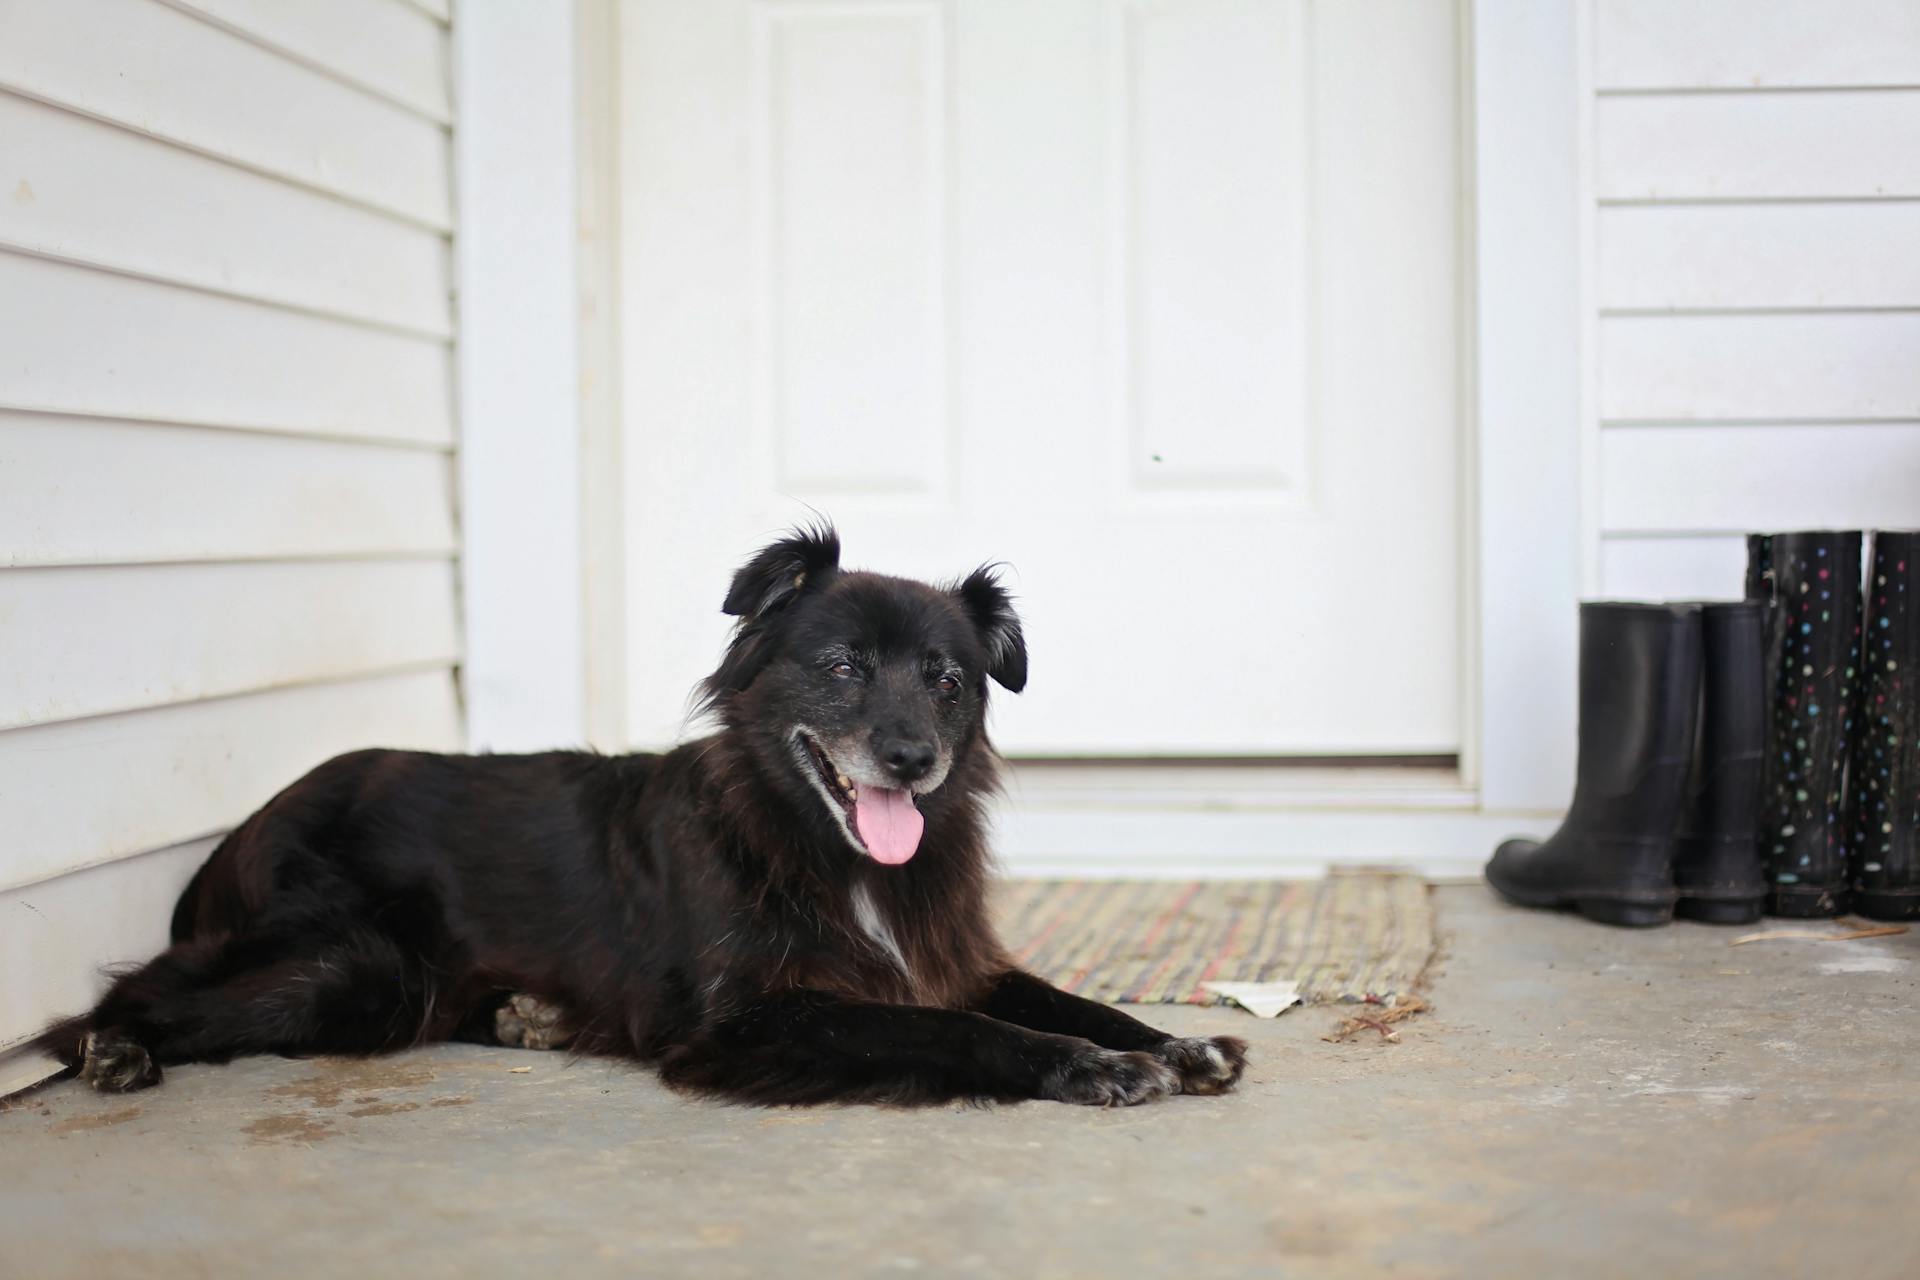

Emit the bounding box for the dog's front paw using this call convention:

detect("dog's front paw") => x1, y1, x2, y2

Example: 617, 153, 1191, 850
1155, 1035, 1248, 1095
80, 1030, 162, 1093
1043, 1045, 1179, 1107
494, 994, 573, 1051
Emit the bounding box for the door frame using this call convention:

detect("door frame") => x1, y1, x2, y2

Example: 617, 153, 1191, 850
1464, 0, 1589, 814
454, 0, 1589, 866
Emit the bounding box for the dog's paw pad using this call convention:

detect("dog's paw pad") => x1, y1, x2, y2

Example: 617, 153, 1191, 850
1156, 1035, 1248, 1095
1046, 1046, 1179, 1107
494, 994, 572, 1051
80, 1030, 162, 1093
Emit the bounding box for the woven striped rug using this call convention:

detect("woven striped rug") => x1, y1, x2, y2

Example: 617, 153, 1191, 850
995, 871, 1435, 1006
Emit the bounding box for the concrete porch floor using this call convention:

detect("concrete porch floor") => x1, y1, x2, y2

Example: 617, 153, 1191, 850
3, 885, 1916, 1279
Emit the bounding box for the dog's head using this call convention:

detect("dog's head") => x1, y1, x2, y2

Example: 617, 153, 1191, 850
700, 523, 1027, 866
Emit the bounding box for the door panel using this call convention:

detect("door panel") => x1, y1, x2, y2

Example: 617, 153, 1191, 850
621, 0, 1462, 755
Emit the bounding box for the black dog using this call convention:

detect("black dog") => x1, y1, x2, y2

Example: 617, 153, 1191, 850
35, 526, 1247, 1105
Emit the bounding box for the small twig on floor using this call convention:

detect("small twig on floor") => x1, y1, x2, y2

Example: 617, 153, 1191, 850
1322, 995, 1431, 1044
1729, 920, 1909, 947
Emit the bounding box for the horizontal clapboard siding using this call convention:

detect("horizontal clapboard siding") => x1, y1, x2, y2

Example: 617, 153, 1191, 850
0, 559, 461, 731
1598, 202, 1920, 311
1, 840, 216, 1055
0, 669, 463, 894
0, 0, 462, 1068
1599, 313, 1920, 422
0, 94, 453, 335
1596, 0, 1920, 90
165, 0, 453, 123
0, 253, 453, 445
1595, 91, 1920, 202
1599, 536, 1749, 601
1591, 0, 1920, 601
0, 413, 457, 567
0, 0, 452, 228
1601, 424, 1920, 533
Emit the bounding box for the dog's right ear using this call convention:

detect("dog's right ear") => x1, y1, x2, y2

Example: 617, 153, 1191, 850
721, 523, 841, 620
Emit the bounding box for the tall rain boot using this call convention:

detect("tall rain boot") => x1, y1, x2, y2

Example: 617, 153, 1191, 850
1851, 530, 1920, 920
1747, 531, 1862, 918
1673, 602, 1768, 923
1486, 603, 1703, 928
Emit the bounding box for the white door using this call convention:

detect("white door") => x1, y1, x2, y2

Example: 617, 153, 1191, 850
619, 0, 1462, 757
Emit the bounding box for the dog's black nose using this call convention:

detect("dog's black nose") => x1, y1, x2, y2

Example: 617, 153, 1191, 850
879, 739, 936, 783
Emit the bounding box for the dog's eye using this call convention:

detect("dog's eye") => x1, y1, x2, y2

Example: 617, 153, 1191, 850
828, 661, 858, 679
935, 674, 960, 695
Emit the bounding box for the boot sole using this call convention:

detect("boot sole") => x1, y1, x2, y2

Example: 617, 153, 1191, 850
1574, 898, 1675, 928
1851, 888, 1920, 921
1674, 897, 1764, 925
1486, 873, 1675, 928
1765, 885, 1848, 918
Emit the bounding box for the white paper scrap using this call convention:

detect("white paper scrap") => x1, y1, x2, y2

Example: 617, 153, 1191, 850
1201, 980, 1302, 1018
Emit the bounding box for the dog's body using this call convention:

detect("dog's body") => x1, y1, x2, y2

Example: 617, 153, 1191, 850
36, 528, 1246, 1105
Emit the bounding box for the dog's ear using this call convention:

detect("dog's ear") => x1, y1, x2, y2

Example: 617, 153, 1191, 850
721, 523, 841, 620
700, 524, 842, 719
954, 565, 1028, 693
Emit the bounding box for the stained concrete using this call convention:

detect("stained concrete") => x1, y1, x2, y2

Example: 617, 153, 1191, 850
3, 886, 1917, 1279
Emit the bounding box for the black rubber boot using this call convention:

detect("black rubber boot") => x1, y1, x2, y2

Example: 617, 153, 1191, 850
1746, 531, 1862, 918
1673, 602, 1768, 924
1486, 603, 1702, 928
1851, 530, 1920, 920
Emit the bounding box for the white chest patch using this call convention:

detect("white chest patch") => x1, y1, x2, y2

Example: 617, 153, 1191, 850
850, 881, 910, 976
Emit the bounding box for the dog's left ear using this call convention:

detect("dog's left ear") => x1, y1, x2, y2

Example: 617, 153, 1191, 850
722, 523, 841, 620
954, 565, 1028, 693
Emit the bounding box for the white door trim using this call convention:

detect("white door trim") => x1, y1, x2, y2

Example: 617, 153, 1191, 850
453, 0, 629, 755
1464, 0, 1587, 814
452, 0, 593, 753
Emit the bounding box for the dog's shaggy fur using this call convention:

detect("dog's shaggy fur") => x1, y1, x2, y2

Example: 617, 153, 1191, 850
33, 527, 1246, 1105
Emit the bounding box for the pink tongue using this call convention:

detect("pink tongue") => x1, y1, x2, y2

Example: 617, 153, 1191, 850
853, 786, 924, 865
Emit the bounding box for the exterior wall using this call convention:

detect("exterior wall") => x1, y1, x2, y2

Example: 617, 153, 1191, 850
1586, 0, 1920, 599
0, 0, 463, 1080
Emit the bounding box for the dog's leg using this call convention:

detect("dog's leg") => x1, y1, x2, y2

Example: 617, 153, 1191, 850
658, 989, 1179, 1107
35, 923, 442, 1092
968, 970, 1247, 1096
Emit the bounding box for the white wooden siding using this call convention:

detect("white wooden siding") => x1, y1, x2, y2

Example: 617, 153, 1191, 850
0, 0, 460, 1063
1595, 92, 1920, 202
1600, 313, 1920, 422
0, 254, 454, 444
0, 0, 452, 227
1590, 0, 1920, 601
1598, 203, 1920, 311
0, 94, 453, 335
0, 560, 461, 730
166, 0, 453, 123
1, 414, 456, 566
0, 671, 463, 895
1, 841, 215, 1064
1595, 0, 1920, 90
1599, 536, 1749, 601
1601, 424, 1920, 533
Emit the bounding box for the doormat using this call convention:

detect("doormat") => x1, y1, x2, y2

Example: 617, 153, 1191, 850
995, 871, 1436, 1006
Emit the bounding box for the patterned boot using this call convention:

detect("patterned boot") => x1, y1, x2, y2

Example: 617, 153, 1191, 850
1746, 531, 1863, 918
1851, 530, 1920, 920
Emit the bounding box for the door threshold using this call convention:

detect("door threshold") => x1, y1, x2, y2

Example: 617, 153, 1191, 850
1001, 759, 1476, 814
